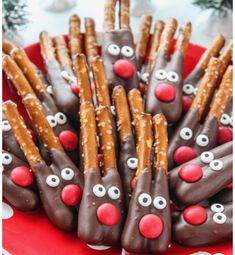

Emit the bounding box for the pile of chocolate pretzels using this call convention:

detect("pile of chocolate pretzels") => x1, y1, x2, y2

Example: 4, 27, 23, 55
2, 0, 233, 253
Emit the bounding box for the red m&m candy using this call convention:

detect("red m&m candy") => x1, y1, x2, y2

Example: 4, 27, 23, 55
179, 163, 203, 183
113, 59, 135, 79
61, 184, 82, 206
217, 126, 233, 145
10, 166, 34, 187
174, 146, 197, 165
154, 83, 176, 102
183, 205, 207, 225
59, 130, 78, 151
97, 203, 120, 226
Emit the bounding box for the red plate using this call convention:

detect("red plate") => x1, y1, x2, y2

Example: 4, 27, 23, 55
2, 41, 232, 255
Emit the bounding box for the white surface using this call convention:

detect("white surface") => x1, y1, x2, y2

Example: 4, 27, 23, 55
17, 0, 232, 47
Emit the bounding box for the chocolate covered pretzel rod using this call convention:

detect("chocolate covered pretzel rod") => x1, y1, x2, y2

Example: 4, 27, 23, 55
218, 39, 233, 76
2, 39, 15, 54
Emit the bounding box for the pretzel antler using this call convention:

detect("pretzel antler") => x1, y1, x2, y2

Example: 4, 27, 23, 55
69, 14, 82, 59
3, 39, 15, 54
175, 22, 192, 57
103, 0, 116, 31
39, 31, 56, 63
119, 0, 130, 29
219, 39, 233, 75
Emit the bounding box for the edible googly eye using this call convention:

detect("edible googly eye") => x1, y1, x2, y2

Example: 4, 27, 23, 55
61, 168, 74, 181
127, 157, 138, 170
46, 175, 60, 187
108, 186, 121, 200
55, 112, 67, 125
210, 160, 223, 171
220, 114, 230, 125
180, 127, 193, 140
2, 120, 11, 132
193, 88, 198, 96
211, 203, 224, 213
167, 71, 179, 82
141, 72, 149, 83
107, 44, 120, 56
2, 153, 13, 165
183, 84, 194, 95
213, 212, 226, 224
155, 69, 167, 80
196, 134, 209, 147
230, 116, 233, 127
110, 105, 116, 116
46, 85, 53, 95
121, 46, 134, 57
46, 115, 57, 128
200, 151, 214, 164
93, 184, 106, 197
153, 196, 167, 210
138, 193, 152, 207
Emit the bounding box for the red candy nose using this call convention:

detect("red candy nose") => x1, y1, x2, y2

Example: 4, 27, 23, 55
155, 83, 176, 102
61, 184, 82, 206
139, 214, 163, 239
227, 183, 233, 189
174, 146, 197, 165
217, 126, 233, 145
59, 130, 78, 151
113, 59, 135, 79
182, 95, 193, 113
183, 205, 207, 225
10, 166, 34, 187
179, 163, 203, 183
70, 83, 79, 95
97, 203, 120, 226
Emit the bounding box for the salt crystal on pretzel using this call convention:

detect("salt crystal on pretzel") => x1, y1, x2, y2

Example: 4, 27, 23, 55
218, 40, 233, 76
119, 0, 130, 29
103, 0, 116, 31
39, 31, 56, 63
2, 39, 15, 54
69, 14, 82, 59
175, 22, 192, 57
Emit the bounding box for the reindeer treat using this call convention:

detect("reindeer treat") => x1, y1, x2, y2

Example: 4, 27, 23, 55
102, 0, 139, 93
145, 19, 192, 124
122, 113, 171, 254
78, 103, 124, 246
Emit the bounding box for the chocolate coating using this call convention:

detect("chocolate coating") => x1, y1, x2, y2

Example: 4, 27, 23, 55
209, 187, 232, 204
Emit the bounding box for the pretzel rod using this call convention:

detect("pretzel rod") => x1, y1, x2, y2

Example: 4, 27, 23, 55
3, 39, 15, 54
103, 0, 116, 31
135, 113, 153, 179
208, 65, 233, 120
91, 56, 111, 107
218, 39, 233, 75
196, 34, 225, 70
3, 101, 43, 170
69, 14, 82, 59
120, 0, 130, 29
153, 114, 168, 174
175, 22, 192, 56
84, 18, 98, 63
10, 47, 46, 97
74, 53, 92, 103
191, 57, 221, 118
112, 86, 132, 141
80, 101, 98, 173
39, 31, 56, 63
96, 106, 116, 170
158, 18, 177, 55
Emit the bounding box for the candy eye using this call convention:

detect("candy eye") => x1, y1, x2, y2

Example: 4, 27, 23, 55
121, 46, 134, 57
93, 184, 106, 197
61, 168, 74, 181
127, 157, 138, 170
196, 134, 209, 147
230, 116, 233, 127
138, 193, 152, 207
108, 186, 121, 200
155, 69, 167, 80
210, 159, 223, 171
141, 72, 149, 82
46, 85, 53, 95
193, 88, 198, 96
200, 151, 214, 164
183, 84, 194, 95
55, 112, 67, 125
211, 203, 224, 213
153, 196, 167, 210
110, 105, 116, 116
46, 175, 60, 187
167, 71, 179, 82
213, 212, 226, 224
220, 114, 230, 125
2, 120, 11, 132
2, 153, 13, 165
46, 115, 57, 128
180, 127, 193, 140
107, 44, 120, 56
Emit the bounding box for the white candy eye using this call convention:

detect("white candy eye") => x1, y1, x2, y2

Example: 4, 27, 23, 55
167, 71, 179, 82
183, 84, 194, 95
2, 120, 11, 132
193, 88, 198, 96
211, 203, 224, 213
196, 134, 209, 147
200, 151, 214, 164
55, 112, 67, 125
180, 127, 193, 140
61, 168, 74, 181
210, 160, 223, 171
153, 196, 167, 210
46, 115, 57, 128
213, 212, 227, 224
230, 116, 233, 127
138, 193, 152, 207
155, 69, 167, 80
127, 157, 138, 170
108, 186, 121, 200
46, 175, 60, 187
141, 72, 149, 82
110, 105, 116, 116
2, 153, 13, 165
220, 114, 230, 125
121, 46, 134, 57
93, 184, 106, 197
107, 44, 120, 56
46, 85, 53, 95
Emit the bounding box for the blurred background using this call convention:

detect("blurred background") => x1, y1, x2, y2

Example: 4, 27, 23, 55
2, 0, 233, 48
